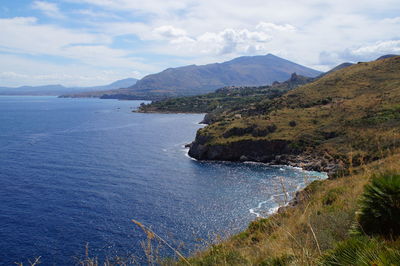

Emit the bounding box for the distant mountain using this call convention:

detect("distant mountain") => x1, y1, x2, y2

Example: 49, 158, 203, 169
319, 62, 354, 78
96, 54, 322, 100
0, 84, 68, 95
86, 78, 137, 91
0, 78, 137, 96
376, 54, 398, 60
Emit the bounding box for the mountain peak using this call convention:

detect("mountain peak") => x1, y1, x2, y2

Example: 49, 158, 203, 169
117, 54, 322, 99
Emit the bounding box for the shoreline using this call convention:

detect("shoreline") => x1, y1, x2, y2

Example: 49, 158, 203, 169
187, 139, 342, 179
135, 109, 205, 114
183, 144, 329, 219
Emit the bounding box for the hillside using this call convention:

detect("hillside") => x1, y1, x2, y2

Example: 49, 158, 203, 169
138, 73, 314, 119
187, 56, 400, 177
181, 153, 400, 265
85, 54, 321, 100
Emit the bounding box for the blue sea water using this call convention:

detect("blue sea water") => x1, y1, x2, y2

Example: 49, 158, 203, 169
0, 96, 326, 265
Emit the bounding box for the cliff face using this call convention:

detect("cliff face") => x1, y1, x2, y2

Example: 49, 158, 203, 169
189, 138, 292, 161
188, 136, 342, 177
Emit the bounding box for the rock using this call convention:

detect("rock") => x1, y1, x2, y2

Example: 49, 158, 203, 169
188, 132, 342, 178
240, 155, 248, 161
188, 139, 293, 162
184, 143, 192, 148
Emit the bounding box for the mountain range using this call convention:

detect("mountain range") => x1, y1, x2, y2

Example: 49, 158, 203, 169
0, 78, 137, 96
96, 54, 322, 100
5, 54, 398, 99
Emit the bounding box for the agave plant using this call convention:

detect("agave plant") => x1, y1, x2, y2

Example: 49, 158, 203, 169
357, 172, 400, 239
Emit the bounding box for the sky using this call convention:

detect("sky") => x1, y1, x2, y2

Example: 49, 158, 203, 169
0, 0, 399, 87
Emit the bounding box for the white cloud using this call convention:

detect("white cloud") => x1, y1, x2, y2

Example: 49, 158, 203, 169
0, 54, 143, 87
154, 25, 187, 39
67, 0, 190, 16
32, 1, 65, 19
256, 22, 296, 32
0, 17, 108, 55
0, 71, 29, 80
73, 9, 120, 19
146, 22, 293, 56
0, 17, 159, 86
1, 0, 400, 86
0, 17, 156, 70
351, 40, 400, 56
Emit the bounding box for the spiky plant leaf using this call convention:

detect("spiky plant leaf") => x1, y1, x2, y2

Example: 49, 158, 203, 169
319, 236, 400, 266
357, 172, 400, 238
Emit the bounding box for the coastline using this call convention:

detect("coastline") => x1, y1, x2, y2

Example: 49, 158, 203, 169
187, 137, 342, 179
183, 143, 329, 219
135, 109, 205, 114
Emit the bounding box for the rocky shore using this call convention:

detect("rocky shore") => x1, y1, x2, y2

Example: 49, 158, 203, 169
187, 134, 344, 178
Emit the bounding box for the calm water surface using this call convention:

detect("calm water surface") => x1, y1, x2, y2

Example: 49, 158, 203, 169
0, 96, 326, 265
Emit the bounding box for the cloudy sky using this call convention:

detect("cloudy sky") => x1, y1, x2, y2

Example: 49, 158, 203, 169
0, 0, 399, 87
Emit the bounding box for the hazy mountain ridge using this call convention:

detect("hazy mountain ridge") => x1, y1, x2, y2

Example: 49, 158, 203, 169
0, 78, 137, 96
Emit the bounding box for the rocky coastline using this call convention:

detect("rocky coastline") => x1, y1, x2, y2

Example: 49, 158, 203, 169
187, 134, 344, 179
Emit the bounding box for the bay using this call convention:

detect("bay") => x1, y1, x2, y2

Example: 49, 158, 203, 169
0, 96, 326, 265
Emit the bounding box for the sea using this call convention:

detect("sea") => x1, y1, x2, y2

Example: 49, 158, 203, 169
0, 96, 326, 265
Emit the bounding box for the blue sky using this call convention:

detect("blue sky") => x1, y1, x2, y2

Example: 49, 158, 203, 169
0, 0, 399, 87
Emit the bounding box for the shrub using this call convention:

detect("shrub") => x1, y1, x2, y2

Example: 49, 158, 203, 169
322, 188, 345, 206
223, 126, 255, 138
319, 236, 400, 266
198, 245, 248, 266
289, 120, 297, 127
356, 172, 400, 239
259, 254, 295, 266
267, 124, 277, 133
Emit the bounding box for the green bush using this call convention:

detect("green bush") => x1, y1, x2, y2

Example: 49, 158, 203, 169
322, 188, 346, 206
356, 172, 400, 239
319, 236, 400, 266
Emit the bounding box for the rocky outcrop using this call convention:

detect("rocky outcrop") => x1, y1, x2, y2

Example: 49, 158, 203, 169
188, 138, 293, 162
270, 153, 345, 178
188, 135, 344, 178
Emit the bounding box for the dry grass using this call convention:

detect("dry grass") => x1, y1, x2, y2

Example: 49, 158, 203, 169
180, 151, 400, 265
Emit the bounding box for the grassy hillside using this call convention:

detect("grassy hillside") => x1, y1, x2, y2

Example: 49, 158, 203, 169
178, 153, 400, 265
188, 56, 400, 175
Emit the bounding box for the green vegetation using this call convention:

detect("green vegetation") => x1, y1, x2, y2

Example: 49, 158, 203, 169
320, 236, 400, 265
355, 172, 400, 238
138, 74, 314, 124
